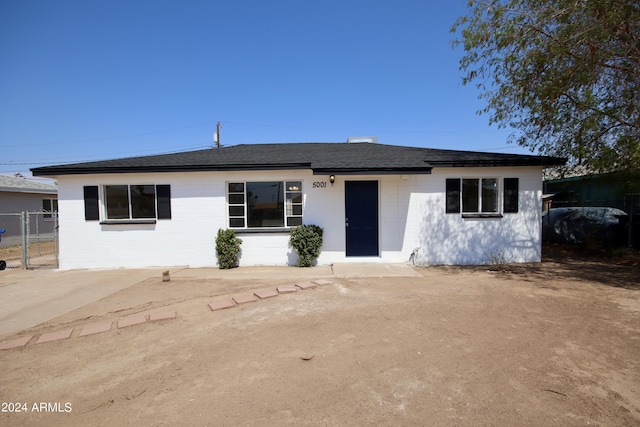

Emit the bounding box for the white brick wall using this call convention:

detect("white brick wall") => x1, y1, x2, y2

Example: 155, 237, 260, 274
56, 166, 543, 269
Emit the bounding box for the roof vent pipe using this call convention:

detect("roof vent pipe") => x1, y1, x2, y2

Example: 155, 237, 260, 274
347, 136, 378, 144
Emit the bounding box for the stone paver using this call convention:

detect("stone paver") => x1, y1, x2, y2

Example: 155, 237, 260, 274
79, 321, 112, 337
233, 294, 258, 304
277, 284, 298, 294
149, 311, 177, 322
36, 328, 73, 344
0, 335, 33, 350
209, 299, 236, 311
254, 288, 279, 299
312, 279, 333, 286
296, 281, 318, 290
118, 315, 147, 329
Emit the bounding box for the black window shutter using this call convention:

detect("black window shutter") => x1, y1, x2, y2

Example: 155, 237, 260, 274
504, 178, 519, 213
446, 179, 461, 213
156, 185, 172, 219
83, 186, 99, 221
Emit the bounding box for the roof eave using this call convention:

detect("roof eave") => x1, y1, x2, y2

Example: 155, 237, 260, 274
32, 163, 313, 176
312, 167, 433, 175
428, 158, 567, 168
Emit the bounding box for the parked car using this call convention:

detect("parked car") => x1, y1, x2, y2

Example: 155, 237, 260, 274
542, 207, 628, 247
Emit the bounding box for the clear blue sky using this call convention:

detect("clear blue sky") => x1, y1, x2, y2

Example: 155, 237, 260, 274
1, 0, 530, 178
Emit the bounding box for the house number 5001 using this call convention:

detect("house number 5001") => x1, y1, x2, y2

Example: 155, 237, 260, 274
312, 182, 327, 188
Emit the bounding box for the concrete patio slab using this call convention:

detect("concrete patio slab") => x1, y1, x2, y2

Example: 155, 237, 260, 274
149, 311, 177, 322
79, 322, 112, 337
36, 328, 73, 344
277, 284, 298, 294
331, 263, 421, 278
172, 265, 334, 280
254, 288, 279, 299
296, 281, 318, 290
118, 315, 147, 329
0, 335, 33, 350
208, 299, 236, 311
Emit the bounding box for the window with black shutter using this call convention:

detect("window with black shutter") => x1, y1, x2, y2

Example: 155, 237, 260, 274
83, 184, 172, 221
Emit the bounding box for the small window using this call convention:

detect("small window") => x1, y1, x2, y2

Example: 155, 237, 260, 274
461, 178, 499, 213
447, 178, 504, 215
228, 181, 303, 228
42, 198, 58, 219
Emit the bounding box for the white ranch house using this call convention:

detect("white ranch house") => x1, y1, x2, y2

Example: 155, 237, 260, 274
32, 140, 564, 269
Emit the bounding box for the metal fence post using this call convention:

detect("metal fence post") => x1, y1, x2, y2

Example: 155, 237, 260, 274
54, 212, 59, 268
21, 211, 28, 269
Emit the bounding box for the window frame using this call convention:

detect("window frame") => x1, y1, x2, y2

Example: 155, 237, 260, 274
227, 180, 303, 230
461, 177, 499, 214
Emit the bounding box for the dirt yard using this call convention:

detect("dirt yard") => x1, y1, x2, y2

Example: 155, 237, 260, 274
1, 247, 639, 426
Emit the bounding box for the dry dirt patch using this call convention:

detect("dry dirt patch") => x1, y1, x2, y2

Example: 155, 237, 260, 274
0, 257, 638, 426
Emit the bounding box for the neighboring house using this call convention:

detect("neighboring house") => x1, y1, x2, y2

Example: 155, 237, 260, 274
31, 140, 564, 269
0, 174, 58, 238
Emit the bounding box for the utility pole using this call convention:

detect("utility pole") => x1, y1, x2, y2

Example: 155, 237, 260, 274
213, 121, 223, 148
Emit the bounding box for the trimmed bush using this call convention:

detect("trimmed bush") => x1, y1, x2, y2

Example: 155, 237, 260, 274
215, 228, 242, 269
289, 224, 324, 267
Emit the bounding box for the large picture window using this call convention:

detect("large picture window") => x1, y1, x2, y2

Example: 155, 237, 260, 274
228, 181, 302, 228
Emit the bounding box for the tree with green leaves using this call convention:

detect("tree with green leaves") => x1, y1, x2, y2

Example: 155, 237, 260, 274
451, 0, 640, 175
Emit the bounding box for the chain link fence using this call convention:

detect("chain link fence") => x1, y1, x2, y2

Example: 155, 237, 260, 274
0, 211, 58, 269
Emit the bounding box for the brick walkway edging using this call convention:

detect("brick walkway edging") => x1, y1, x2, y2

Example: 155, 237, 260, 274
0, 311, 177, 351
0, 279, 333, 351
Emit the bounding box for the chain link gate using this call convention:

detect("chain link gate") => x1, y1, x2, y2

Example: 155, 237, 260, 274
0, 211, 58, 269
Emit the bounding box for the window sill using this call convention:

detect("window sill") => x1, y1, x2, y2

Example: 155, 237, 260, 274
100, 219, 157, 225
233, 228, 291, 234
461, 213, 503, 219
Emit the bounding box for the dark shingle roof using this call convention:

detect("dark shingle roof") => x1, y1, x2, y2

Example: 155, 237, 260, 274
31, 142, 566, 176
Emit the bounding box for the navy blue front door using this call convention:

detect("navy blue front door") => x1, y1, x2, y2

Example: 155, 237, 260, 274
345, 181, 379, 256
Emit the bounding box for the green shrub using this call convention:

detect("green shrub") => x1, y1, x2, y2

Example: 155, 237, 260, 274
289, 224, 324, 267
215, 228, 242, 269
